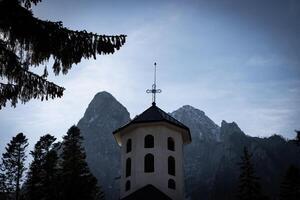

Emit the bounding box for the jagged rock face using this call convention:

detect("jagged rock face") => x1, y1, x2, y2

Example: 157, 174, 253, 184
171, 105, 220, 142
77, 92, 300, 200
170, 105, 222, 198
183, 120, 300, 200
77, 91, 130, 200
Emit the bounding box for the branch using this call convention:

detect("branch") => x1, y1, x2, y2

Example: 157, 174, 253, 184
0, 40, 64, 109
0, 0, 127, 75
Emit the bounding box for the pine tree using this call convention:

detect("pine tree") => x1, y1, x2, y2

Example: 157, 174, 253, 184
1, 133, 28, 200
237, 147, 267, 200
0, 0, 126, 109
42, 145, 60, 200
280, 165, 300, 200
0, 164, 9, 200
25, 134, 57, 200
295, 130, 300, 146
61, 125, 104, 200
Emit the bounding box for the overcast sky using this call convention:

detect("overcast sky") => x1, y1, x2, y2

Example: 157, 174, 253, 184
1, 0, 300, 152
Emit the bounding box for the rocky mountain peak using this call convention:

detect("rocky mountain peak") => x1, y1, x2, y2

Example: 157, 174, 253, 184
178, 105, 206, 116
171, 105, 220, 141
220, 120, 245, 141
221, 120, 243, 133
74, 92, 300, 200
77, 91, 130, 200
80, 91, 130, 127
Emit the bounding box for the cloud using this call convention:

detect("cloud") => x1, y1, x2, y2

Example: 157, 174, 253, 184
1, 0, 300, 154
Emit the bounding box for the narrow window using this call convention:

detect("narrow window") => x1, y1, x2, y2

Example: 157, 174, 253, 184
125, 180, 131, 191
126, 158, 131, 177
168, 179, 176, 189
168, 156, 175, 176
144, 135, 154, 148
144, 153, 154, 172
168, 137, 175, 151
126, 139, 132, 153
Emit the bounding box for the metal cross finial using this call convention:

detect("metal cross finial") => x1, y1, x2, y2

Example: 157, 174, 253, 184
146, 62, 162, 105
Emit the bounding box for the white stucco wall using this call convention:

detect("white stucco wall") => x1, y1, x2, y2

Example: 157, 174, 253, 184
119, 123, 185, 200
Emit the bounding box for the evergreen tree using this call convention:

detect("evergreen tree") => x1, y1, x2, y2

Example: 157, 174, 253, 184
25, 134, 58, 200
42, 144, 60, 200
280, 165, 300, 200
1, 133, 28, 200
237, 147, 267, 200
61, 125, 104, 200
0, 163, 9, 200
295, 130, 300, 146
0, 0, 126, 109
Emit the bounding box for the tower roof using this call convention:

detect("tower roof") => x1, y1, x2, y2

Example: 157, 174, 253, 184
113, 103, 191, 145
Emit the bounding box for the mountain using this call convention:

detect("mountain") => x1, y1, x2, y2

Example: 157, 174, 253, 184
77, 91, 300, 200
171, 105, 220, 142
77, 91, 130, 200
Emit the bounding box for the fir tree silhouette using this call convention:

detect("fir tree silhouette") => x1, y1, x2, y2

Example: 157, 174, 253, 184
0, 0, 126, 109
61, 125, 104, 200
295, 130, 300, 146
280, 165, 300, 200
0, 133, 28, 200
25, 134, 58, 200
237, 147, 267, 200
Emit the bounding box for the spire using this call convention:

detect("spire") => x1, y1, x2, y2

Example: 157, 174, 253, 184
146, 62, 162, 105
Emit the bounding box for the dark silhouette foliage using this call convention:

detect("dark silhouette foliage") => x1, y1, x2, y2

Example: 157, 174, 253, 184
295, 130, 300, 146
237, 147, 267, 200
0, 133, 28, 200
280, 165, 300, 200
61, 125, 104, 200
0, 168, 8, 200
25, 134, 58, 200
0, 0, 126, 109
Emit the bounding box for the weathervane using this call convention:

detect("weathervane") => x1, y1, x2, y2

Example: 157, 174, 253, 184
146, 62, 162, 105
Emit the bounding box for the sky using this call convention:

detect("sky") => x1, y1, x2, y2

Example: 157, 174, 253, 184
1, 0, 300, 152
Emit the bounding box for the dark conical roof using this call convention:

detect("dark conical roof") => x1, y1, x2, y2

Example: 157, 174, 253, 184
113, 103, 191, 142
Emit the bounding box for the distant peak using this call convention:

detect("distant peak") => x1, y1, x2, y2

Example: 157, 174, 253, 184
178, 105, 205, 115
221, 120, 239, 128
182, 105, 196, 109
220, 120, 244, 136
94, 91, 114, 98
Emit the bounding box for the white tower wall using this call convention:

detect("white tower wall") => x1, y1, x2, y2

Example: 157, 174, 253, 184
119, 123, 185, 200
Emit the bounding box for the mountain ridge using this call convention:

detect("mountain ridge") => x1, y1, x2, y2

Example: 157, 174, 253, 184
77, 91, 300, 200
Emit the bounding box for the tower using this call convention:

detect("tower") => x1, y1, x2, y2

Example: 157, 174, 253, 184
113, 63, 191, 200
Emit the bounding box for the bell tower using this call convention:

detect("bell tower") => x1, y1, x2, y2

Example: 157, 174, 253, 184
113, 63, 191, 200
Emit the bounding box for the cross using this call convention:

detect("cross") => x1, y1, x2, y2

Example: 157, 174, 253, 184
146, 62, 162, 105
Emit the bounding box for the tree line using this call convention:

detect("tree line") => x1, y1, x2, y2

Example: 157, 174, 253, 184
237, 131, 300, 200
1, 129, 299, 200
0, 126, 104, 200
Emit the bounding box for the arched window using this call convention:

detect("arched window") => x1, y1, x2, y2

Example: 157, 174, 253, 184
126, 158, 131, 177
126, 139, 132, 153
144, 153, 154, 172
125, 180, 131, 191
168, 156, 175, 176
168, 179, 176, 189
168, 137, 175, 151
144, 135, 154, 148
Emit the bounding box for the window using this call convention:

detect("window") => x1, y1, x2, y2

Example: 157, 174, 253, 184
125, 180, 131, 191
168, 179, 176, 189
126, 158, 131, 177
144, 153, 154, 172
126, 139, 132, 153
168, 137, 175, 151
144, 135, 154, 148
168, 156, 175, 176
